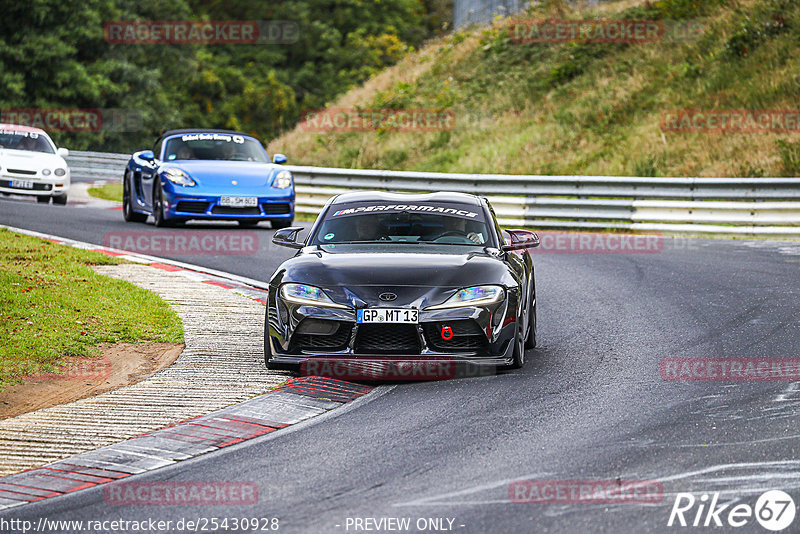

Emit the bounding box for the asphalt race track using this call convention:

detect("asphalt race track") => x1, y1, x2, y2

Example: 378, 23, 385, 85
2, 195, 800, 533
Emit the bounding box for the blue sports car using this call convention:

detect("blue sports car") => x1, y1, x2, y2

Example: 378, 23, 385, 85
122, 129, 294, 228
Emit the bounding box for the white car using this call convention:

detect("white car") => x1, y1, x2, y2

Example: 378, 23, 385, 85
0, 124, 70, 204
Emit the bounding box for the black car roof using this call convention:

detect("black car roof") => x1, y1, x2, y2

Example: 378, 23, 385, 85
329, 191, 482, 205
156, 129, 258, 142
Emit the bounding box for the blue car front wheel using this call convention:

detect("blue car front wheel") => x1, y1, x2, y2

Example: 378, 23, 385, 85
152, 183, 176, 227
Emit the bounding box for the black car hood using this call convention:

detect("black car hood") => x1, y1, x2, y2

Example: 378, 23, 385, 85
274, 244, 516, 308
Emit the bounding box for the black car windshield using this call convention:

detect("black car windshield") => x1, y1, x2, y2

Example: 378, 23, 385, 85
163, 133, 268, 162
0, 130, 55, 154
312, 201, 491, 247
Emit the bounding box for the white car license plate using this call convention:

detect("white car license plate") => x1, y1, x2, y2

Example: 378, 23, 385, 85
220, 196, 258, 207
11, 180, 34, 189
357, 308, 418, 324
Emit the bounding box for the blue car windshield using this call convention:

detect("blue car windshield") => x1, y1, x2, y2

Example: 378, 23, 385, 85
312, 202, 491, 247
164, 133, 268, 162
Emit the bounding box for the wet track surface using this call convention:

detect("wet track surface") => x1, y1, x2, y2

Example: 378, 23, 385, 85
2, 196, 800, 532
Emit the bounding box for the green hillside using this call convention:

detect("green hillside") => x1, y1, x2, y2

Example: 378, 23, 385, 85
269, 0, 800, 177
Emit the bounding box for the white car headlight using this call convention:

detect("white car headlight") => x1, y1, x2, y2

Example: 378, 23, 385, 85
426, 285, 505, 310
272, 170, 293, 189
54, 168, 66, 177
280, 283, 347, 309
163, 168, 196, 187
41, 169, 51, 176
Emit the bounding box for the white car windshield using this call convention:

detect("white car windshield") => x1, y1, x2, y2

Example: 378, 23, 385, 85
0, 131, 55, 154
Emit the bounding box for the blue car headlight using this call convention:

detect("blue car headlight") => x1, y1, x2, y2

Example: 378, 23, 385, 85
426, 285, 505, 310
280, 283, 348, 309
163, 168, 196, 187
272, 170, 293, 189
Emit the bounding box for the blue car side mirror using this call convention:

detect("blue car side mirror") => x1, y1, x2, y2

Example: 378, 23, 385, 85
140, 150, 155, 161
273, 153, 287, 164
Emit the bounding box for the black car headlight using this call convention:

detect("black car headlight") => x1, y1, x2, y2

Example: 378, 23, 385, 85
280, 283, 348, 309
163, 168, 196, 187
426, 285, 505, 310
272, 170, 293, 189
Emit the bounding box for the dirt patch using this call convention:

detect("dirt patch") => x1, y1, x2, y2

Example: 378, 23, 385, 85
0, 342, 184, 420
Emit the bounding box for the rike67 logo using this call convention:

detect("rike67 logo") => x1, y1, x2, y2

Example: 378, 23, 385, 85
668, 490, 796, 531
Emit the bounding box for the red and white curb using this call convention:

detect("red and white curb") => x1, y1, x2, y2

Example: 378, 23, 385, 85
0, 224, 270, 305
0, 378, 372, 510
0, 226, 379, 511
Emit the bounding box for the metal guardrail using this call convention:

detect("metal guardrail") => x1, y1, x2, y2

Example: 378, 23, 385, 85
66, 150, 800, 236
65, 150, 129, 182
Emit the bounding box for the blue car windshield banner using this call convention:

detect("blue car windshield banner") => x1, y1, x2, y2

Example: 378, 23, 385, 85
328, 202, 484, 221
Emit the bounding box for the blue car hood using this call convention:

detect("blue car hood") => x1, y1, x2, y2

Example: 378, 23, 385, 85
163, 160, 277, 189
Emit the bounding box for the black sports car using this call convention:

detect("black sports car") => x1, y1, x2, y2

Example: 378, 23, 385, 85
265, 191, 539, 378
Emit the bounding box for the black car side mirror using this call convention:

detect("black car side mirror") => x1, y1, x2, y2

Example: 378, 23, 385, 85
273, 227, 305, 249
501, 229, 540, 252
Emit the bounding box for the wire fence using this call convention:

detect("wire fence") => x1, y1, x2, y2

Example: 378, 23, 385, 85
453, 0, 526, 29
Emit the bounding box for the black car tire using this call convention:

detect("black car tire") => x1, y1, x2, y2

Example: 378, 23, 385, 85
508, 317, 525, 369
264, 320, 299, 372
123, 172, 148, 223
264, 320, 274, 369
524, 298, 537, 350
52, 195, 67, 205
37, 196, 50, 204
270, 219, 293, 229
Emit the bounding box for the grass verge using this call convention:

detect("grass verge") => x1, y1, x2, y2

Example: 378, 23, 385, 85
88, 183, 123, 202
0, 228, 184, 390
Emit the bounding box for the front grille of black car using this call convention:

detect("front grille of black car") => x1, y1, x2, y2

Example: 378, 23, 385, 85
175, 201, 210, 213
355, 324, 421, 354
294, 321, 352, 351
261, 203, 291, 215
424, 320, 487, 352
0, 179, 51, 191
6, 169, 37, 175
211, 205, 261, 215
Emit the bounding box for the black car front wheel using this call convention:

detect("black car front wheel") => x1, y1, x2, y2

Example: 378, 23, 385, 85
524, 299, 537, 349
508, 318, 525, 369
